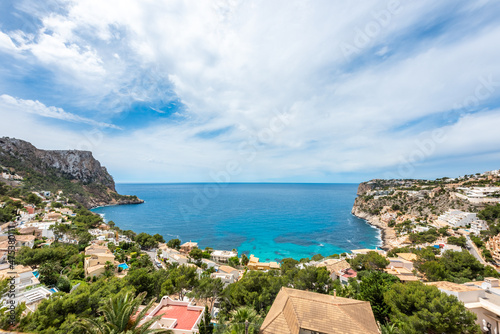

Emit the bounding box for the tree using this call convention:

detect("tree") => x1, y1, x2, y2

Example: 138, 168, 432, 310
135, 232, 159, 249
167, 238, 181, 250
351, 251, 390, 271
228, 306, 261, 334
56, 276, 71, 293
38, 261, 61, 286
192, 277, 224, 311
280, 258, 298, 274
311, 254, 324, 261
379, 323, 399, 334
189, 247, 204, 261
447, 236, 466, 248
0, 302, 26, 330
358, 271, 399, 323
104, 261, 115, 278
241, 254, 249, 266
292, 266, 332, 294
384, 282, 481, 333
26, 193, 42, 206
228, 256, 240, 268
153, 233, 165, 243
19, 277, 132, 333
77, 291, 172, 334
50, 222, 69, 242
198, 306, 213, 334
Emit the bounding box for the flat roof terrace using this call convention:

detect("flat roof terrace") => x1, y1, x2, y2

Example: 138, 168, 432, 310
155, 305, 202, 330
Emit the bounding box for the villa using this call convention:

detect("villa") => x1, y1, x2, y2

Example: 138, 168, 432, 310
246, 254, 280, 271
218, 265, 240, 281
437, 210, 479, 228
426, 278, 500, 332
316, 259, 351, 280
84, 244, 116, 277
260, 287, 379, 334
210, 272, 236, 287
210, 249, 237, 263
0, 264, 39, 293
180, 241, 198, 254
140, 296, 204, 334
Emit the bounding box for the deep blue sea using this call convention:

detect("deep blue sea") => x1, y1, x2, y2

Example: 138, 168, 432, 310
91, 183, 380, 261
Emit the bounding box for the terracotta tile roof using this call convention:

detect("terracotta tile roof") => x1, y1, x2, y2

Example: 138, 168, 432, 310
316, 259, 351, 274
426, 281, 482, 292
155, 305, 202, 330
219, 265, 237, 274
397, 253, 417, 261
260, 287, 379, 334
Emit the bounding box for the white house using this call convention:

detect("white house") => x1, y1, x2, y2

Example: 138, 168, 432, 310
210, 250, 238, 263
427, 278, 500, 333
438, 210, 478, 227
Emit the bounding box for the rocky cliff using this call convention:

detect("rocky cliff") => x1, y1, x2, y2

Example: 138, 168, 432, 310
0, 137, 143, 208
352, 178, 481, 249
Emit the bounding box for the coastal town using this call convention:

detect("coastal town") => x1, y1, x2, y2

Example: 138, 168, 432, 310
1, 163, 500, 333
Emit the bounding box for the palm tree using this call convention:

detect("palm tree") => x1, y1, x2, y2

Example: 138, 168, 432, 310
379, 322, 399, 334
227, 306, 261, 334
78, 291, 172, 334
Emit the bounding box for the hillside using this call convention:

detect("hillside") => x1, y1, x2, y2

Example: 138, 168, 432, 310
0, 137, 143, 208
352, 171, 500, 249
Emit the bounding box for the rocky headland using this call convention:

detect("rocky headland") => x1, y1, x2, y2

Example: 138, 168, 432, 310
0, 137, 143, 209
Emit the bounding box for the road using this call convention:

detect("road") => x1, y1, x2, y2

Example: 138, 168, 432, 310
146, 250, 159, 270
466, 238, 486, 264
146, 249, 166, 270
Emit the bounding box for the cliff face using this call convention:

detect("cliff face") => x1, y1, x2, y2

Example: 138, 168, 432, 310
0, 137, 115, 189
0, 137, 143, 208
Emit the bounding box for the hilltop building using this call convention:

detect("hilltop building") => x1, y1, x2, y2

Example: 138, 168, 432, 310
210, 249, 237, 263
247, 254, 280, 271
84, 244, 116, 277
437, 210, 481, 227
180, 241, 198, 254
260, 287, 379, 334
140, 296, 204, 333
427, 278, 500, 333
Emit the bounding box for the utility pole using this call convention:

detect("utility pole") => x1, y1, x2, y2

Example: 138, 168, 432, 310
245, 320, 249, 334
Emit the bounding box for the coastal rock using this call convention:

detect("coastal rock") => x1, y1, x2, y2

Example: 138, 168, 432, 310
351, 198, 397, 250
352, 177, 485, 250
0, 137, 143, 208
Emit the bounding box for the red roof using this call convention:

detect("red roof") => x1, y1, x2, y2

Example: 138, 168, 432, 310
155, 305, 202, 330
342, 268, 358, 278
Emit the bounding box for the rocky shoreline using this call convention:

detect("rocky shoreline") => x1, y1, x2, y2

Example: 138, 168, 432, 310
351, 205, 397, 251
90, 198, 145, 210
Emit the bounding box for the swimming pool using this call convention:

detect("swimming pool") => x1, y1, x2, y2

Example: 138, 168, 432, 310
117, 263, 129, 270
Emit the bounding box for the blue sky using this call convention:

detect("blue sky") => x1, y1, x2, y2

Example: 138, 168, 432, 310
0, 0, 499, 183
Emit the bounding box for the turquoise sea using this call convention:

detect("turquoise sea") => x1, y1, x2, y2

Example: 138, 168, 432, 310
91, 183, 381, 261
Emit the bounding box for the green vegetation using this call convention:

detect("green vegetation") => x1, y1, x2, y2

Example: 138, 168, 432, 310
416, 248, 498, 282
19, 277, 133, 333
447, 236, 466, 248
408, 228, 439, 244
349, 251, 390, 271
77, 291, 171, 334
134, 232, 159, 249
385, 282, 480, 333
166, 238, 181, 250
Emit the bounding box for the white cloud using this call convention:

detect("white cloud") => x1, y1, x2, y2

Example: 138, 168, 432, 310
0, 31, 18, 53
0, 94, 120, 129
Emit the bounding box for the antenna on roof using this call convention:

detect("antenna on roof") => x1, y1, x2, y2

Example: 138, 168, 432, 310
334, 289, 337, 298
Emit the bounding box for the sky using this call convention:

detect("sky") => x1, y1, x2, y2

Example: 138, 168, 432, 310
0, 0, 500, 183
